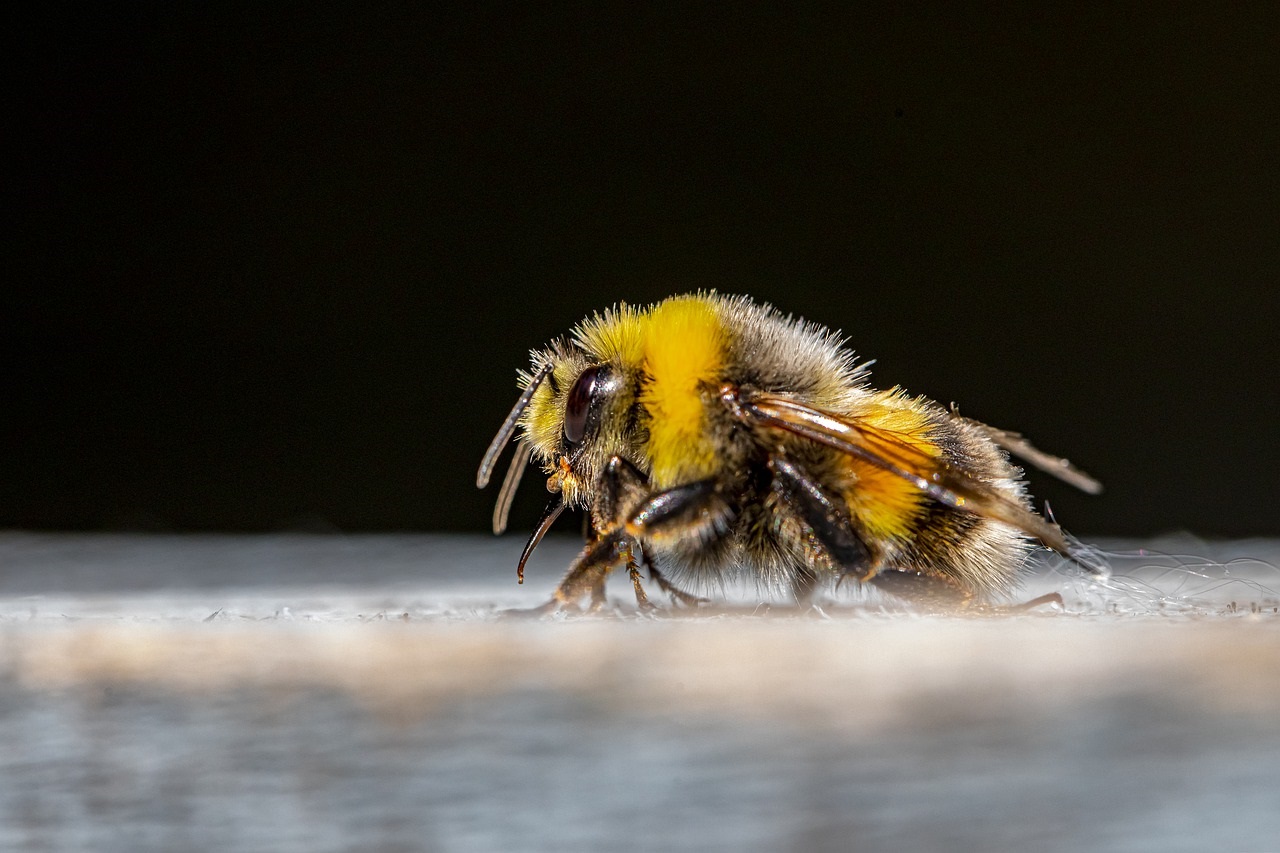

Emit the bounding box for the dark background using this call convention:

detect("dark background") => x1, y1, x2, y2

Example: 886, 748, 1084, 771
8, 5, 1279, 536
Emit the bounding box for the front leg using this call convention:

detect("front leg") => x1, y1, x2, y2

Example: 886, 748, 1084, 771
545, 455, 649, 610
550, 459, 728, 610
551, 528, 627, 608
593, 455, 652, 532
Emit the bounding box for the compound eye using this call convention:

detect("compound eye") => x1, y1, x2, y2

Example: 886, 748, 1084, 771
563, 365, 603, 445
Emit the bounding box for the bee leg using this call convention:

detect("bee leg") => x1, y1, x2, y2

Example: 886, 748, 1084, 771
598, 456, 717, 609
623, 479, 727, 542
594, 456, 650, 530
588, 579, 610, 611
599, 458, 728, 547
994, 592, 1063, 613
551, 529, 628, 609
868, 568, 973, 608
599, 456, 659, 609
553, 473, 727, 611
640, 551, 707, 607
586, 542, 613, 611
769, 455, 875, 596
537, 456, 648, 611
626, 546, 655, 611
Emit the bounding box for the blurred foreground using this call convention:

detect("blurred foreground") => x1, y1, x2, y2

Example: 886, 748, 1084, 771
1, 534, 1278, 852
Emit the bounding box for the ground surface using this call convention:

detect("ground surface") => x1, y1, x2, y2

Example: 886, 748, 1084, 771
1, 533, 1278, 852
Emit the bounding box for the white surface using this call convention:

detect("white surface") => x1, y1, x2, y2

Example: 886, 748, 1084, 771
1, 533, 1278, 852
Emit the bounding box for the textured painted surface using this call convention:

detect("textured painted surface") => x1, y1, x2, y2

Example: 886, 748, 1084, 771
1, 534, 1278, 852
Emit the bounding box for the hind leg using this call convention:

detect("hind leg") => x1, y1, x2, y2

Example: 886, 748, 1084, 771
868, 570, 1062, 612
867, 568, 974, 608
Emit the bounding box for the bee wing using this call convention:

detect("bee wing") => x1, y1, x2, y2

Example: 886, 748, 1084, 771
740, 393, 1076, 556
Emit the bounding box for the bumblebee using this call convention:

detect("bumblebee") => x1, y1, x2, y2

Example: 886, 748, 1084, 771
477, 293, 1100, 609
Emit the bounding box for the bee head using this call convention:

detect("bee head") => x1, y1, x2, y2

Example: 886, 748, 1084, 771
476, 302, 647, 541
520, 343, 640, 509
